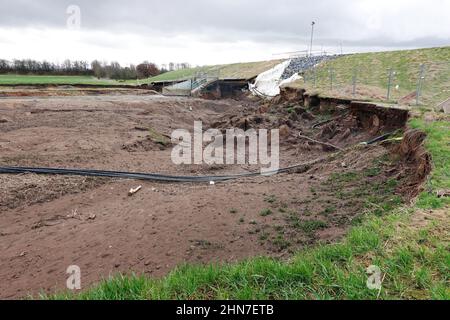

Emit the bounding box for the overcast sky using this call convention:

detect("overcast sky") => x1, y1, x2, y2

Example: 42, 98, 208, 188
0, 0, 449, 66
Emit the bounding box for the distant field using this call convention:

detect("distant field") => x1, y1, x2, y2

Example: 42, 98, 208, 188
0, 74, 125, 86
0, 59, 285, 86
289, 46, 450, 108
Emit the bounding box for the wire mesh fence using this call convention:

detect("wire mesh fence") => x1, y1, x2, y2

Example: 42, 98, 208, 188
299, 60, 450, 108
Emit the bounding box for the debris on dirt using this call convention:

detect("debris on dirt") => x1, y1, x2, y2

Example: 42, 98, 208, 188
436, 189, 450, 198
134, 126, 149, 131
122, 136, 169, 151
128, 186, 142, 196
298, 133, 343, 151
320, 123, 337, 140
0, 174, 106, 211
67, 209, 81, 219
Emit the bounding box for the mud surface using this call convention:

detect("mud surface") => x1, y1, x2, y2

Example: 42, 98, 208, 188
0, 86, 155, 98
0, 92, 424, 298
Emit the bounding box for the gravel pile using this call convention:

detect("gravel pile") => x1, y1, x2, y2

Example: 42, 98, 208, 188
281, 55, 340, 80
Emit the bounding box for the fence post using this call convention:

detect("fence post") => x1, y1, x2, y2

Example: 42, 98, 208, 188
387, 68, 394, 101
329, 68, 333, 91
352, 67, 357, 96
416, 64, 425, 106
313, 66, 316, 87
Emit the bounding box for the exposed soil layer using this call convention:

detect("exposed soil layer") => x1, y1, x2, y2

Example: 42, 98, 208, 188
0, 91, 428, 298
0, 86, 156, 97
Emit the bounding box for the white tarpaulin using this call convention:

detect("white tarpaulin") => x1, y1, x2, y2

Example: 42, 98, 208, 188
249, 60, 301, 97
279, 72, 302, 88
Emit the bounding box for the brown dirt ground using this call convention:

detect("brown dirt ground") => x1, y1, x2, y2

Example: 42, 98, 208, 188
0, 90, 423, 298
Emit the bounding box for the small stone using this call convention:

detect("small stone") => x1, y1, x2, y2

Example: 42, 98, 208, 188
301, 112, 315, 120
279, 124, 290, 138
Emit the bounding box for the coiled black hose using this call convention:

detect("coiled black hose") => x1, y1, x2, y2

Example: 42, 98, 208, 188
0, 155, 326, 183
0, 132, 397, 183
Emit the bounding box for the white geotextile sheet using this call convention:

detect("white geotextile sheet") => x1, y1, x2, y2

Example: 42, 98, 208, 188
249, 60, 301, 97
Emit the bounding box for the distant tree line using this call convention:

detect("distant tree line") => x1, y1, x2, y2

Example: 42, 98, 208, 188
0, 59, 91, 76
0, 59, 192, 80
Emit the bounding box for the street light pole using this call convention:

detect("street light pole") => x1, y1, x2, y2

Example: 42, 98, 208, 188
309, 21, 315, 57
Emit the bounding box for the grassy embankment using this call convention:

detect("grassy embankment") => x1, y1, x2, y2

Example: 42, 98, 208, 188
289, 46, 450, 108
143, 60, 283, 82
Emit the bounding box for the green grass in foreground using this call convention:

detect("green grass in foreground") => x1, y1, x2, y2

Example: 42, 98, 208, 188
410, 119, 450, 209
45, 207, 449, 300
0, 74, 124, 86
44, 117, 449, 300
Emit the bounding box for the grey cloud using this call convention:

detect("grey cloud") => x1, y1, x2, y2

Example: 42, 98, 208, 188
0, 0, 448, 50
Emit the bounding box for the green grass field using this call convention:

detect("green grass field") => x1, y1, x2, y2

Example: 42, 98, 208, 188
0, 59, 283, 86
0, 74, 125, 86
